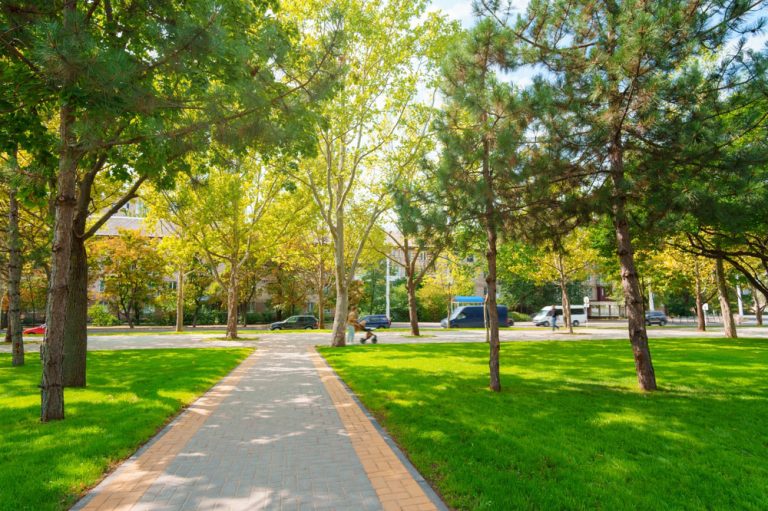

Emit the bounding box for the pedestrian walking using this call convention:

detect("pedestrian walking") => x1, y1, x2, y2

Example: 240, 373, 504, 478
549, 305, 560, 331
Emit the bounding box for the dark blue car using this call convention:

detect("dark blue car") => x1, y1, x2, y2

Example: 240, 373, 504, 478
360, 314, 391, 329
440, 305, 511, 328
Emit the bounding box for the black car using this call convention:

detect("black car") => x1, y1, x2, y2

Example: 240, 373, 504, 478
645, 311, 668, 326
269, 315, 319, 330
360, 314, 391, 329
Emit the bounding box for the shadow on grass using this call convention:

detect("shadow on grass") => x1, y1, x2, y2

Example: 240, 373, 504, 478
320, 338, 768, 511
0, 348, 250, 511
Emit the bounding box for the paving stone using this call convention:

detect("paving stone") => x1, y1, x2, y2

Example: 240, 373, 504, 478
72, 335, 445, 511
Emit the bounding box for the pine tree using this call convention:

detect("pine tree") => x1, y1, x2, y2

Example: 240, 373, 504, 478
505, 0, 768, 390
433, 14, 528, 392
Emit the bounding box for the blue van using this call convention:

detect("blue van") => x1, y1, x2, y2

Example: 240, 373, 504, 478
440, 305, 511, 328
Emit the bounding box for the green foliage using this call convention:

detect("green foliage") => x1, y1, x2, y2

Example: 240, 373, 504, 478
0, 348, 251, 511
510, 311, 530, 322
321, 338, 768, 510
89, 229, 166, 325
86, 304, 120, 327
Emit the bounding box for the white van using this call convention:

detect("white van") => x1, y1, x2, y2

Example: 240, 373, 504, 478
532, 305, 588, 327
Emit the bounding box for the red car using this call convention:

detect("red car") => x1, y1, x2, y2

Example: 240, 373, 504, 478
23, 324, 46, 335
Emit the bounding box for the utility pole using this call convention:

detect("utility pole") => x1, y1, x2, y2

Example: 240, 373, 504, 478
385, 257, 391, 319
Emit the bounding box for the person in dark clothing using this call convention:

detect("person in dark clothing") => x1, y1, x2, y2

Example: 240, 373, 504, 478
549, 305, 560, 331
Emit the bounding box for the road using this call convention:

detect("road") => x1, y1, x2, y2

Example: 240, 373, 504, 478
4, 322, 767, 353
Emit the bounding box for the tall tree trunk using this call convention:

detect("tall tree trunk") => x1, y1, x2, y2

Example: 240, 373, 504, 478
317, 262, 325, 329
62, 236, 88, 386
226, 266, 239, 339
694, 259, 706, 331
175, 268, 184, 332
484, 220, 500, 392
715, 258, 737, 338
560, 280, 573, 335
610, 141, 657, 391
331, 278, 348, 347
406, 272, 420, 336
330, 212, 348, 347
42, 100, 79, 421
753, 287, 764, 326
482, 134, 501, 392
8, 166, 24, 367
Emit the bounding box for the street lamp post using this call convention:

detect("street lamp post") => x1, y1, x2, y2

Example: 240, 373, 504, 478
385, 257, 391, 320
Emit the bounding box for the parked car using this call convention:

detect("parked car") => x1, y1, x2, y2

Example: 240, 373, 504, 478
359, 314, 391, 329
269, 315, 318, 330
645, 311, 668, 326
532, 306, 588, 327
440, 306, 512, 328
23, 324, 46, 335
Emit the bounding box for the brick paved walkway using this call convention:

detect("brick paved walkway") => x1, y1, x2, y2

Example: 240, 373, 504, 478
73, 336, 444, 511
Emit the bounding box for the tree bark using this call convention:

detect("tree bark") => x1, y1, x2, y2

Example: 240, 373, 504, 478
8, 164, 24, 367
406, 273, 420, 336
753, 287, 764, 326
715, 257, 737, 338
317, 258, 326, 329
330, 210, 348, 347
175, 268, 184, 332
331, 278, 348, 347
560, 280, 573, 334
482, 133, 501, 392
694, 258, 706, 331
62, 236, 88, 386
226, 265, 239, 339
42, 102, 80, 421
610, 141, 657, 391
484, 221, 501, 392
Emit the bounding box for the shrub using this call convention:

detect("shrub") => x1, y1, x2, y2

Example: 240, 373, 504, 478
511, 311, 531, 322
88, 304, 120, 326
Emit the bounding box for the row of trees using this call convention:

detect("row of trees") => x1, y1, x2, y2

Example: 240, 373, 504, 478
414, 0, 768, 392
2, 0, 767, 421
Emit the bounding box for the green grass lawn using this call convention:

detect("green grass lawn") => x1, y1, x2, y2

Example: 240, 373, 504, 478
0, 348, 251, 511
319, 338, 768, 510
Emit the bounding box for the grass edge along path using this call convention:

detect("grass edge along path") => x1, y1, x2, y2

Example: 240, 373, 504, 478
319, 338, 768, 511
0, 347, 252, 511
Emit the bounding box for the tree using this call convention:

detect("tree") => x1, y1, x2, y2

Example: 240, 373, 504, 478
2, 0, 338, 420
157, 234, 201, 332
383, 166, 452, 336
4, 149, 24, 365
646, 243, 718, 331
501, 229, 600, 334
416, 256, 476, 322
265, 263, 309, 318
90, 230, 165, 327
432, 13, 529, 391
285, 0, 451, 346
751, 287, 766, 326
150, 152, 296, 339
506, 0, 767, 390
268, 202, 335, 327
377, 227, 446, 336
